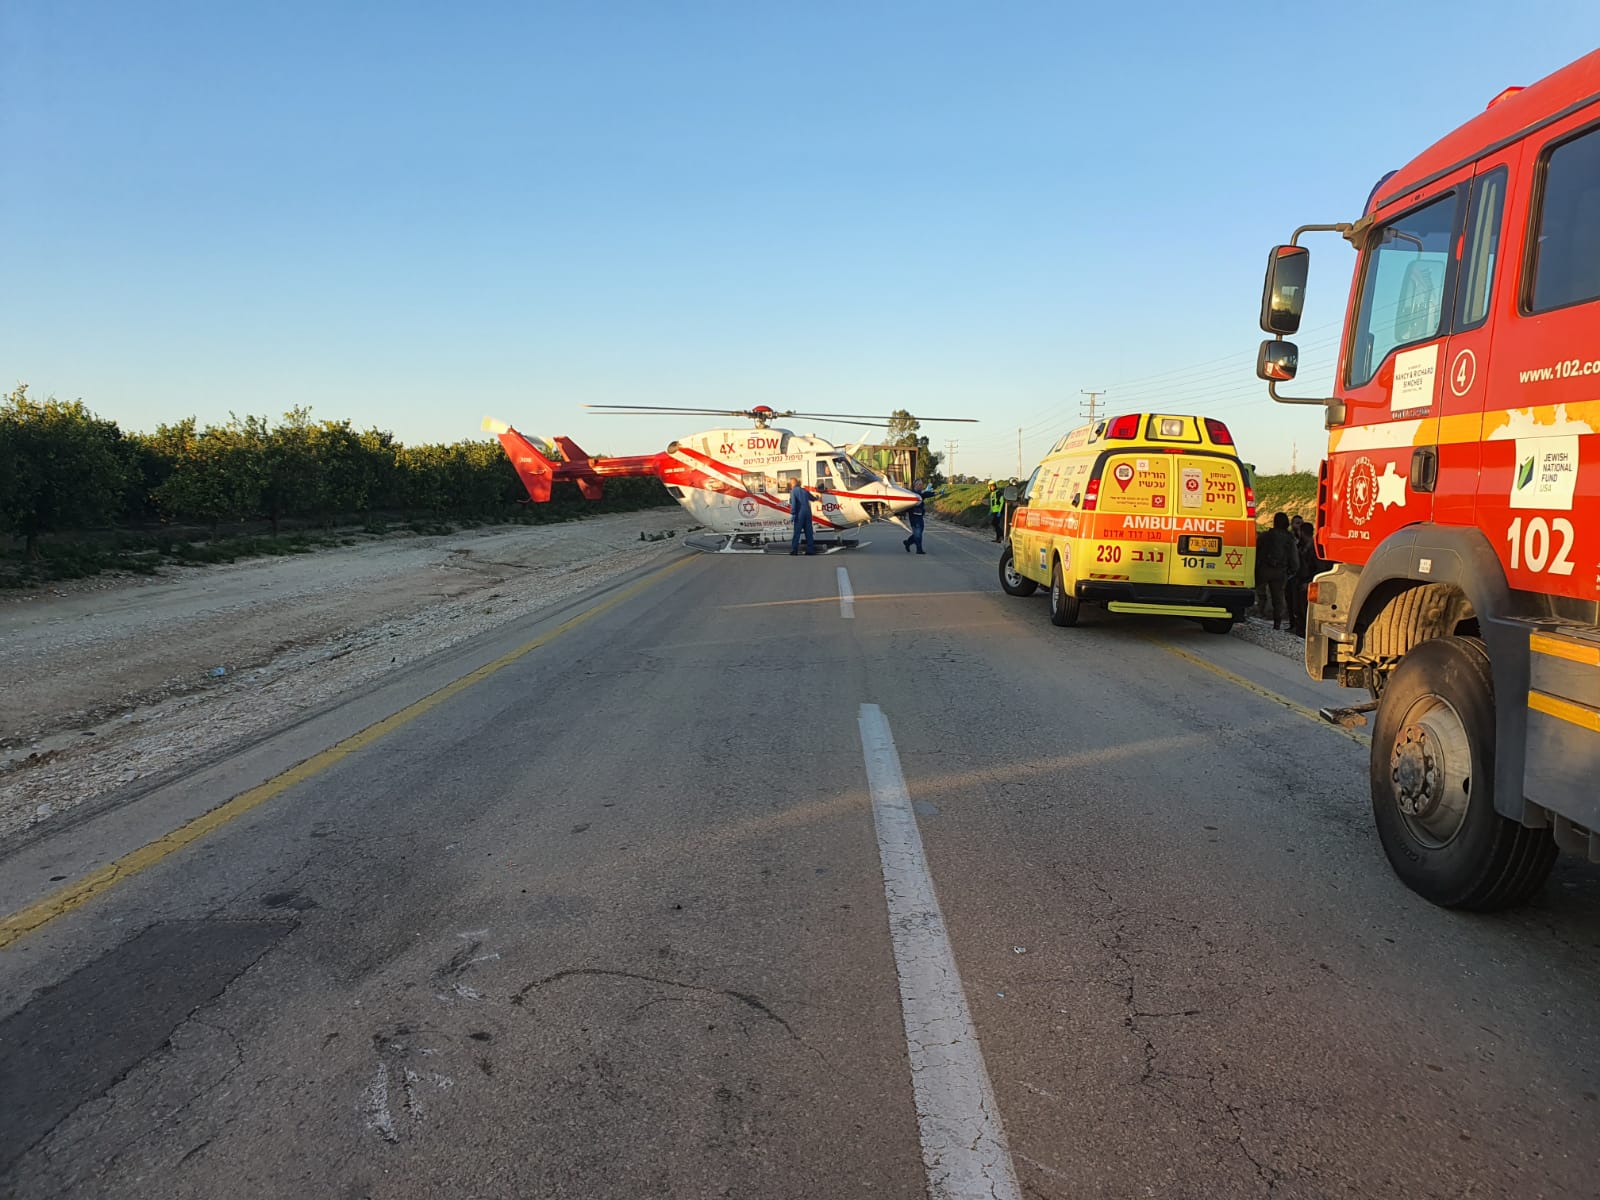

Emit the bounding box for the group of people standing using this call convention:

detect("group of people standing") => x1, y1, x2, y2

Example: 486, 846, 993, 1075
1254, 512, 1325, 634
787, 477, 939, 555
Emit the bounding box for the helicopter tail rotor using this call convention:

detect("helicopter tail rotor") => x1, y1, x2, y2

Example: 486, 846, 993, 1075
485, 418, 558, 503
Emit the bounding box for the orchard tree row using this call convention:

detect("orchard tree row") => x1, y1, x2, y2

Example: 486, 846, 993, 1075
0, 386, 669, 555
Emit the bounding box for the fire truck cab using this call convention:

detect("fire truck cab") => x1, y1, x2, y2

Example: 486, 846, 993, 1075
1256, 49, 1600, 909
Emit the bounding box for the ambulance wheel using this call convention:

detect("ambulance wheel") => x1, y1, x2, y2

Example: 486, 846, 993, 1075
1049, 560, 1080, 627
1369, 636, 1556, 910
999, 546, 1037, 596
1200, 617, 1234, 635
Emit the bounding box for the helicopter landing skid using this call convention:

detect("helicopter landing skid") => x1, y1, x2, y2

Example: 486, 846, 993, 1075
762, 538, 861, 555
682, 532, 862, 554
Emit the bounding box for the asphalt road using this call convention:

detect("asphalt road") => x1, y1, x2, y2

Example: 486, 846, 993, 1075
3, 521, 1599, 1199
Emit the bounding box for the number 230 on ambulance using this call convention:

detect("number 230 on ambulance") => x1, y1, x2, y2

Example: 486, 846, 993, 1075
997, 413, 1258, 634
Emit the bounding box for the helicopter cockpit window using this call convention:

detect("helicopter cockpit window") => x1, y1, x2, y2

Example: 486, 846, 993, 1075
835, 456, 875, 488
813, 458, 835, 491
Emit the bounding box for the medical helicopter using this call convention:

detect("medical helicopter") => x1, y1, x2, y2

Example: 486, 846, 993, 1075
483, 404, 976, 552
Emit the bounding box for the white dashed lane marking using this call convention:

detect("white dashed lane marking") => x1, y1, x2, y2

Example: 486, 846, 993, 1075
857, 703, 1021, 1200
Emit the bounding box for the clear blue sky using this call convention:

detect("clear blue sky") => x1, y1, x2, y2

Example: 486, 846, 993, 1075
3, 2, 1595, 476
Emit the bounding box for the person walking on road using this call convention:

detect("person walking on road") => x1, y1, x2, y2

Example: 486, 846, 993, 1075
1256, 511, 1301, 631
902, 478, 935, 555
789, 479, 816, 556
988, 482, 1004, 542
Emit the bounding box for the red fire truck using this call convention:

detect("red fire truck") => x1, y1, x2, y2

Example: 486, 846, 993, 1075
1256, 49, 1600, 909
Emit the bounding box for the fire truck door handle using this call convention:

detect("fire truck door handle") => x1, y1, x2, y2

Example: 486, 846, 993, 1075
1410, 447, 1438, 493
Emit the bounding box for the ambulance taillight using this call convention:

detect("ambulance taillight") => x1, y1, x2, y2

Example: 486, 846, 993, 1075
1082, 478, 1102, 511
1105, 414, 1141, 439
1244, 483, 1257, 518
1204, 418, 1233, 446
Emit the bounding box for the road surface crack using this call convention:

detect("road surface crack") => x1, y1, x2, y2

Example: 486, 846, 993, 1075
511, 967, 831, 1065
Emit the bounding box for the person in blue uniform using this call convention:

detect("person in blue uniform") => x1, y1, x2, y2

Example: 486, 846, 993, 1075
902, 478, 935, 554
789, 480, 817, 555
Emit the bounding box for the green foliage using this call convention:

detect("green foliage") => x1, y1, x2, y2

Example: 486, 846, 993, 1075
148, 416, 265, 529
0, 386, 131, 555
930, 482, 993, 528
1252, 472, 1317, 523
885, 408, 944, 486
0, 396, 675, 585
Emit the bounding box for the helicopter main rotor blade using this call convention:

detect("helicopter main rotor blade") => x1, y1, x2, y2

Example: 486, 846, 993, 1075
579, 403, 977, 424
786, 411, 980, 423
581, 404, 759, 417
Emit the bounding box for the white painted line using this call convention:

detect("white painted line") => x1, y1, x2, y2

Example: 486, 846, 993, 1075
857, 703, 1021, 1200
836, 566, 855, 618
362, 1063, 398, 1143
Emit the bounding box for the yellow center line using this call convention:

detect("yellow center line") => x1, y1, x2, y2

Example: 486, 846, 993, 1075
0, 556, 695, 951
1149, 639, 1371, 748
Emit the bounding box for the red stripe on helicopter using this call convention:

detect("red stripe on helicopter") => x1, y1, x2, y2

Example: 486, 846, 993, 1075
670, 447, 841, 528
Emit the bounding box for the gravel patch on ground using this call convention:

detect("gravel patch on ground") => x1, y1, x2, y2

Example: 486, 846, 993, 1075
1229, 612, 1308, 660
0, 510, 690, 845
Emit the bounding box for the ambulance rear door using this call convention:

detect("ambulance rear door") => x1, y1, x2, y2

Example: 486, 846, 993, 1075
1167, 453, 1255, 589
1090, 451, 1177, 587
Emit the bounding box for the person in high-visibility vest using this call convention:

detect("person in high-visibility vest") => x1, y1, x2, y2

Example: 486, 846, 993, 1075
988, 482, 1004, 542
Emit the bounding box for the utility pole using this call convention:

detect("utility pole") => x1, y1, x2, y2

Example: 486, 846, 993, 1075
1290, 441, 1298, 473
945, 439, 958, 481
1080, 389, 1107, 422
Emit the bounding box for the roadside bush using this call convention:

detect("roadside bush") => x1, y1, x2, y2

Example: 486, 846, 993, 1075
0, 386, 130, 556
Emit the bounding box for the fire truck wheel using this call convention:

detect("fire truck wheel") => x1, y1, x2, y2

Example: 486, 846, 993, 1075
1049, 559, 1080, 627
1369, 636, 1556, 910
1200, 617, 1234, 635
999, 546, 1038, 597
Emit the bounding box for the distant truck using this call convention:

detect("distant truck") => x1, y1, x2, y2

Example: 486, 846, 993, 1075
1255, 50, 1600, 908
998, 412, 1256, 632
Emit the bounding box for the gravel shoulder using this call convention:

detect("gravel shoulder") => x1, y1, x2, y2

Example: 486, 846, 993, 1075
0, 510, 690, 845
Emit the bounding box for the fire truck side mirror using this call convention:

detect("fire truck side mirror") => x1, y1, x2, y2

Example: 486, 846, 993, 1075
1260, 245, 1309, 335
1256, 339, 1299, 383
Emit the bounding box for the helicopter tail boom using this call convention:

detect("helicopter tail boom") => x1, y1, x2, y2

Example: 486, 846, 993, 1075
485, 418, 664, 504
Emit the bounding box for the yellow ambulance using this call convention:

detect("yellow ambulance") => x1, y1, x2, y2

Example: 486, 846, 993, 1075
999, 413, 1257, 632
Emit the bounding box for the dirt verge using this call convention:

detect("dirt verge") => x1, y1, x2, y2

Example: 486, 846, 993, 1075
0, 510, 690, 846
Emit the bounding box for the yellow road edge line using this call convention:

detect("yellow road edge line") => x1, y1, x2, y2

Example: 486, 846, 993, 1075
1151, 639, 1371, 748
721, 589, 983, 610
1528, 689, 1600, 734
1530, 633, 1600, 667
0, 556, 695, 951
